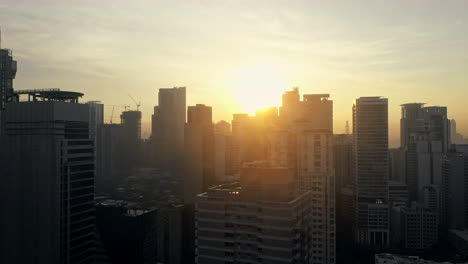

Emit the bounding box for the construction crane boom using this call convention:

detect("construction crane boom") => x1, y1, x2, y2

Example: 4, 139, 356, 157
108, 104, 128, 124
128, 94, 141, 111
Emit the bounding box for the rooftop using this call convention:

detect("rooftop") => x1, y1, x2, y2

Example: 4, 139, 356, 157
14, 88, 83, 103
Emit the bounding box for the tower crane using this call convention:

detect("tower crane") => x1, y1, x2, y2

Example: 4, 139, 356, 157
128, 94, 141, 111
108, 104, 128, 124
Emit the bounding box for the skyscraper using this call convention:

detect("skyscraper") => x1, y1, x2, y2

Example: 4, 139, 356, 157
214, 120, 231, 182
195, 162, 313, 264
151, 87, 186, 174
86, 101, 104, 141
0, 46, 17, 133
353, 97, 389, 247
0, 90, 95, 264
120, 110, 142, 172
400, 103, 449, 201
183, 104, 214, 204
96, 123, 125, 194
268, 88, 336, 264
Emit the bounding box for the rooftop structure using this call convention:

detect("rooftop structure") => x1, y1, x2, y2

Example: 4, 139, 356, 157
13, 88, 84, 103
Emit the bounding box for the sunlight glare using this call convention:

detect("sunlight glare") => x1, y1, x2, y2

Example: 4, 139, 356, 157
230, 64, 288, 114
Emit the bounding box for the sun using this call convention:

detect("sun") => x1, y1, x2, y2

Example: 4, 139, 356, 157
230, 63, 289, 114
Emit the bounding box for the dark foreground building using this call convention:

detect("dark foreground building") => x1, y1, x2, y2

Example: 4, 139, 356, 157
96, 200, 157, 264
0, 90, 95, 264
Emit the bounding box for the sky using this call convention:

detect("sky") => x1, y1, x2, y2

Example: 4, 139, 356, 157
1, 0, 467, 146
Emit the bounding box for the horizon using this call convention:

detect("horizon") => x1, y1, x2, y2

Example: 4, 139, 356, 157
1, 0, 467, 147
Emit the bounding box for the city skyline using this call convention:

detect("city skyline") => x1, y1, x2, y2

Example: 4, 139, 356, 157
1, 0, 468, 146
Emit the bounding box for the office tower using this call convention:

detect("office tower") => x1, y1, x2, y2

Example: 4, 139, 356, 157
228, 113, 249, 175
334, 133, 353, 249
293, 124, 336, 264
279, 88, 333, 131
0, 90, 95, 264
152, 87, 186, 174
450, 119, 465, 144
391, 202, 438, 250
422, 185, 441, 213
157, 203, 193, 264
334, 134, 353, 191
96, 200, 157, 264
195, 163, 313, 264
388, 181, 409, 207
448, 229, 468, 258
338, 185, 355, 245
120, 110, 142, 171
183, 104, 214, 204
268, 88, 336, 264
86, 101, 104, 140
96, 123, 125, 194
0, 47, 17, 133
214, 121, 231, 182
389, 148, 406, 183
279, 87, 300, 123
400, 103, 449, 201
353, 97, 389, 247
121, 110, 142, 140
441, 145, 468, 230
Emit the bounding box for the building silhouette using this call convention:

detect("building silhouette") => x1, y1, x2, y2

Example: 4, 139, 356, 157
268, 88, 336, 264
0, 90, 95, 264
0, 47, 17, 133
96, 123, 125, 194
214, 120, 231, 182
96, 200, 157, 264
400, 103, 450, 202
195, 163, 313, 264
353, 97, 389, 248
151, 87, 186, 174
120, 110, 142, 171
183, 104, 215, 204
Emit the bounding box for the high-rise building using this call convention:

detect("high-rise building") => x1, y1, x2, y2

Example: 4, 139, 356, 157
151, 87, 186, 174
292, 124, 336, 264
400, 103, 449, 201
96, 200, 157, 264
389, 148, 406, 183
121, 110, 142, 140
214, 121, 231, 182
157, 203, 193, 264
120, 110, 142, 171
353, 97, 389, 247
229, 113, 250, 175
450, 119, 465, 145
268, 88, 336, 264
195, 163, 313, 264
96, 123, 125, 194
0, 90, 95, 264
391, 202, 438, 250
86, 101, 104, 140
0, 46, 17, 133
183, 104, 214, 204
334, 133, 353, 191
441, 145, 468, 230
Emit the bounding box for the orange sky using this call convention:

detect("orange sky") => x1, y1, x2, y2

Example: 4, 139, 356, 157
1, 0, 467, 147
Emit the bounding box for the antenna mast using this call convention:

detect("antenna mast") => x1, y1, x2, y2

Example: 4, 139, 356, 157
345, 120, 350, 134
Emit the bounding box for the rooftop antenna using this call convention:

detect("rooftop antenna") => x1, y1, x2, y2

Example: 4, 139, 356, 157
345, 120, 350, 134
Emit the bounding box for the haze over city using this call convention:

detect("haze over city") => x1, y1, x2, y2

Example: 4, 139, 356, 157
1, 0, 468, 146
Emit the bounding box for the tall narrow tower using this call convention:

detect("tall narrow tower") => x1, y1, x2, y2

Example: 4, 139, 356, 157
353, 97, 389, 248
151, 87, 186, 174
0, 40, 17, 133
